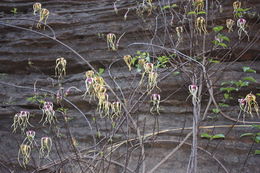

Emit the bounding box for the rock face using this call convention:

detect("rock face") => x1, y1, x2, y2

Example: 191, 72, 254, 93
0, 0, 260, 173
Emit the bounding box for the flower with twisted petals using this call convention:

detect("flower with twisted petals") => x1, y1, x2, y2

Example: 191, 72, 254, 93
18, 144, 31, 167
101, 100, 111, 118
33, 3, 41, 15
195, 17, 207, 35
237, 18, 249, 40
23, 130, 36, 146
147, 71, 159, 92
55, 57, 67, 79
12, 111, 31, 133
40, 137, 52, 158
37, 8, 49, 29
106, 33, 117, 51
194, 0, 204, 12
189, 84, 198, 103
40, 102, 57, 125
83, 77, 95, 98
140, 62, 154, 85
138, 58, 146, 68
97, 92, 109, 113
233, 1, 241, 18
85, 70, 95, 78
176, 26, 184, 46
150, 93, 161, 114
56, 87, 64, 103
226, 19, 235, 32
111, 101, 122, 119
242, 93, 259, 117
123, 55, 132, 71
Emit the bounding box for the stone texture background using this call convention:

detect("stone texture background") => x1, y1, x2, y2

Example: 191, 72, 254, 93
0, 0, 260, 172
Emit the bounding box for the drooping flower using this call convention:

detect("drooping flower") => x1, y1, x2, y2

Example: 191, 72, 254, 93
25, 130, 36, 145
195, 17, 207, 35
150, 93, 161, 114
40, 137, 52, 158
176, 26, 184, 46
123, 55, 132, 71
237, 18, 249, 40
33, 3, 42, 15
55, 57, 67, 79
189, 84, 198, 103
18, 144, 31, 167
12, 111, 31, 133
226, 19, 235, 32
194, 0, 204, 12
111, 101, 122, 119
147, 71, 159, 92
106, 33, 117, 51
37, 8, 49, 29
40, 102, 57, 125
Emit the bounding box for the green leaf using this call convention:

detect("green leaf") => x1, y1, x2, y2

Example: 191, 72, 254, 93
234, 80, 249, 87
209, 58, 220, 63
171, 4, 178, 8
221, 81, 233, 86
130, 57, 137, 65
98, 68, 105, 75
11, 8, 18, 14
212, 108, 220, 114
162, 5, 171, 9
243, 66, 256, 73
212, 134, 225, 139
212, 40, 219, 45
218, 35, 230, 42
254, 136, 260, 143
252, 125, 260, 129
200, 133, 212, 139
197, 11, 206, 15
173, 71, 180, 76
213, 26, 224, 32
242, 77, 257, 83
220, 87, 237, 93
224, 93, 233, 100
218, 103, 230, 107
217, 42, 228, 48
254, 150, 260, 155
240, 133, 254, 138
235, 8, 251, 12
187, 11, 196, 15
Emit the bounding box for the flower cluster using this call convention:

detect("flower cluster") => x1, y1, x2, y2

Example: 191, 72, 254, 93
239, 93, 259, 118
139, 62, 160, 92
12, 111, 31, 133
136, 0, 153, 17
33, 3, 49, 29
84, 70, 122, 119
195, 17, 207, 35
41, 102, 57, 125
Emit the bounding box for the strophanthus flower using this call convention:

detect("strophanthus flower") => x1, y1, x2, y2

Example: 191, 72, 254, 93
40, 102, 57, 125
150, 93, 161, 114
12, 111, 31, 133
40, 137, 52, 158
